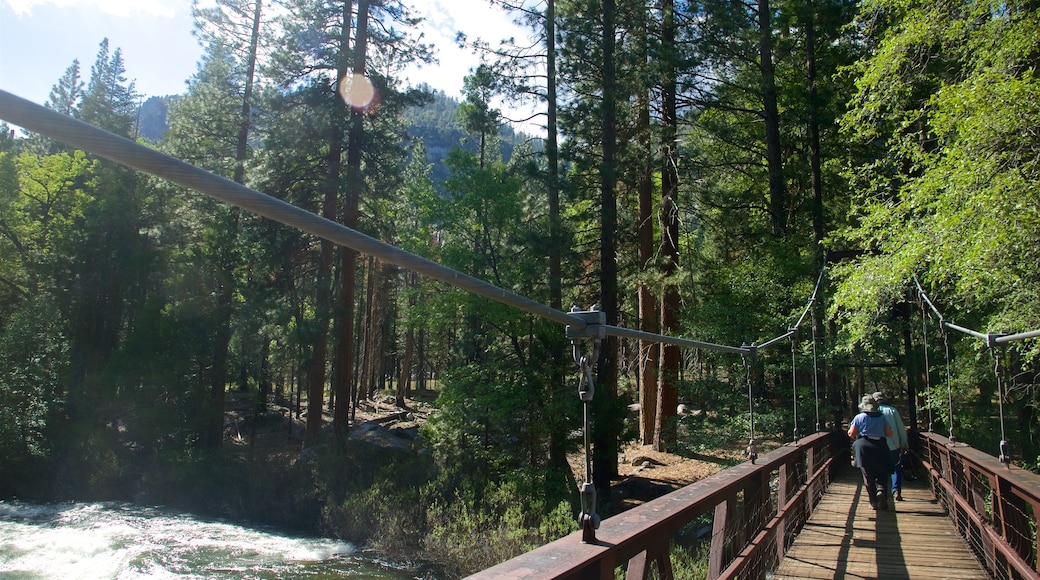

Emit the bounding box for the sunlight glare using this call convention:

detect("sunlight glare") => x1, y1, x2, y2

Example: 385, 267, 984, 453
338, 73, 376, 110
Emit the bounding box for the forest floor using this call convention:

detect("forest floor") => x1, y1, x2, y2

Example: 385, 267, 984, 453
224, 390, 773, 516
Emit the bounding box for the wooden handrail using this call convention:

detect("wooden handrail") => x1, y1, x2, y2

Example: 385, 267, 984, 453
466, 430, 847, 580
919, 432, 1040, 580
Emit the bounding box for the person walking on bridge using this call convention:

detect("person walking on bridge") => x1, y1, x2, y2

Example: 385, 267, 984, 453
873, 391, 909, 501
848, 395, 894, 510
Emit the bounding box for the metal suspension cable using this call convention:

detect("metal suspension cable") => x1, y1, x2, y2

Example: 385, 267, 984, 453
604, 325, 749, 355
919, 296, 934, 433
995, 329, 1040, 344
1, 89, 766, 546
742, 352, 757, 464
754, 256, 828, 353
992, 345, 1011, 467
918, 274, 957, 440
943, 326, 956, 442
0, 91, 580, 329
0, 90, 762, 359
569, 319, 603, 541
914, 275, 945, 323
746, 256, 826, 440
756, 330, 794, 351
811, 308, 820, 432
790, 334, 799, 442
914, 274, 1040, 347
914, 274, 1040, 457
792, 254, 828, 331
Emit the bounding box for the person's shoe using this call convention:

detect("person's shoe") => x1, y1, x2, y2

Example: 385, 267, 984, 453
895, 492, 903, 501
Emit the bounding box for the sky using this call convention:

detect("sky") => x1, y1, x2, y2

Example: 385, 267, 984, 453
0, 0, 531, 120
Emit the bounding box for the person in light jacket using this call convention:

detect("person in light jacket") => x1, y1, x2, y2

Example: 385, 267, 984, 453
873, 391, 909, 501
848, 395, 894, 510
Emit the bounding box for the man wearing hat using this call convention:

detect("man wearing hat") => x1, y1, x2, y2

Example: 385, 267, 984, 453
848, 395, 894, 509
873, 391, 909, 501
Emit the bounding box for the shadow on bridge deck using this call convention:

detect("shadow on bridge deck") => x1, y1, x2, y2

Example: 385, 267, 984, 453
774, 469, 990, 579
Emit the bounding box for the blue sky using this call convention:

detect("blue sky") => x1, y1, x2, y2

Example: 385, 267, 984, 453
0, 0, 526, 108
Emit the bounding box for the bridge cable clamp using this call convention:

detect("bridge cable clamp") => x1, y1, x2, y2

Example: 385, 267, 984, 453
999, 440, 1011, 467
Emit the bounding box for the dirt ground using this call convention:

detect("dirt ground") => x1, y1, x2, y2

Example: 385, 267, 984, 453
571, 438, 760, 513
226, 391, 766, 512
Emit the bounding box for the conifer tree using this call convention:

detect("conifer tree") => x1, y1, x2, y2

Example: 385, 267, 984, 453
47, 60, 84, 116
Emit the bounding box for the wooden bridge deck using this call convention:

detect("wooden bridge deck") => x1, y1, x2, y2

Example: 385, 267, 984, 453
774, 469, 991, 579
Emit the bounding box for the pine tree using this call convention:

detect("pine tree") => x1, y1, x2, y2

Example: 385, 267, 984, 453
47, 60, 84, 116
79, 39, 139, 137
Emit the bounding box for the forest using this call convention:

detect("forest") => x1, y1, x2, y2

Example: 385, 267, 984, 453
1, 0, 1039, 576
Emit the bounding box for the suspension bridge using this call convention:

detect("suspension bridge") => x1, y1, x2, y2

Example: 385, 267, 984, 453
3, 89, 1039, 579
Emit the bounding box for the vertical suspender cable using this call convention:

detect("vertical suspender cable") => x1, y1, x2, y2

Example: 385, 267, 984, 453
790, 334, 799, 442
573, 339, 601, 541
812, 309, 820, 432
943, 328, 955, 442
919, 297, 933, 432
743, 350, 757, 464
915, 276, 956, 441
991, 344, 1011, 466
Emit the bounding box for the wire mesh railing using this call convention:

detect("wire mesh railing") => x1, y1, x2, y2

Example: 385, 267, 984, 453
920, 431, 1040, 580
467, 430, 847, 580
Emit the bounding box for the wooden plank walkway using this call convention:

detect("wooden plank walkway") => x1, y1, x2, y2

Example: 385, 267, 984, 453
773, 469, 991, 579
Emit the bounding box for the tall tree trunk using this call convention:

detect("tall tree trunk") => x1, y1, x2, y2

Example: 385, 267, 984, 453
758, 0, 786, 237
804, 0, 824, 247
417, 328, 426, 392
361, 255, 378, 399
351, 260, 368, 422
655, 0, 680, 451
233, 0, 262, 186
594, 0, 621, 500
332, 0, 366, 446
546, 0, 562, 314
363, 259, 387, 401
635, 4, 658, 446
304, 150, 339, 447
397, 272, 416, 407
305, 0, 351, 447
543, 0, 574, 498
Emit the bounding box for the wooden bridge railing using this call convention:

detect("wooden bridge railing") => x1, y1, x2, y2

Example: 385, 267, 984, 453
920, 432, 1040, 580
467, 430, 848, 580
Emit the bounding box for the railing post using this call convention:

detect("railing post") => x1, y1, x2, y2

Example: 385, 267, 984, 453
626, 544, 674, 580
806, 446, 817, 518
776, 462, 788, 565
709, 495, 736, 579
996, 477, 1035, 571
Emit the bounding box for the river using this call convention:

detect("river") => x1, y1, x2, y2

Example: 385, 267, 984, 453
0, 500, 426, 579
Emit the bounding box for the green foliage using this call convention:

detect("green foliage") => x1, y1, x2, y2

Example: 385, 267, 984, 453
421, 475, 577, 577
0, 296, 68, 463
319, 449, 433, 551
833, 0, 1040, 358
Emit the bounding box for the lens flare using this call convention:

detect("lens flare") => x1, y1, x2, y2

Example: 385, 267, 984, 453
338, 73, 376, 109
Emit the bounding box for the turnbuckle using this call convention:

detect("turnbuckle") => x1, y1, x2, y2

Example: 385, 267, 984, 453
568, 306, 605, 543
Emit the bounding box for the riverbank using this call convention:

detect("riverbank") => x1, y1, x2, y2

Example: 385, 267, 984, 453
5, 390, 772, 578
